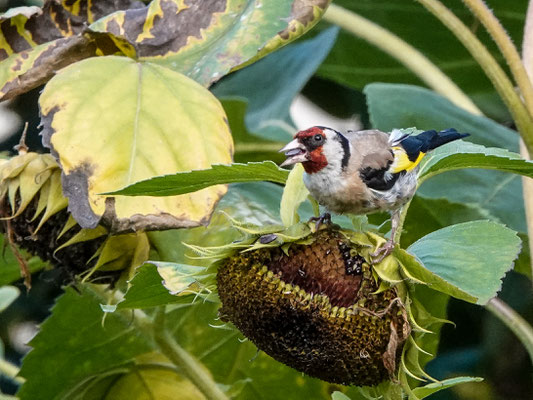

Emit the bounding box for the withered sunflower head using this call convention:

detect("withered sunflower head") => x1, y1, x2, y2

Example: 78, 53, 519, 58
0, 152, 147, 287
216, 227, 410, 386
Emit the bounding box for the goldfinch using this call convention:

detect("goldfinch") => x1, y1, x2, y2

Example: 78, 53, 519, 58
279, 126, 469, 261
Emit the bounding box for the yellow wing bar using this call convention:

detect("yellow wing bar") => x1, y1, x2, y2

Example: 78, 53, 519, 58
390, 147, 426, 173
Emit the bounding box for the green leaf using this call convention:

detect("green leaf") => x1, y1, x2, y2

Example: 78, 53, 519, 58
0, 286, 19, 312
401, 195, 495, 248
412, 377, 483, 398
280, 164, 310, 227
364, 83, 518, 150
91, 0, 331, 86
419, 141, 533, 181
108, 162, 289, 197
214, 27, 339, 141
17, 287, 152, 400
117, 264, 186, 310
0, 235, 45, 286
40, 56, 233, 233
407, 221, 521, 304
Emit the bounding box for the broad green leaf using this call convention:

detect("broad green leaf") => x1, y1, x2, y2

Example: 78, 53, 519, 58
397, 248, 477, 304
319, 0, 526, 114
418, 141, 533, 181
40, 56, 233, 233
364, 83, 518, 150
17, 287, 152, 400
0, 235, 45, 286
213, 27, 339, 141
109, 162, 288, 197
0, 286, 19, 312
407, 221, 521, 304
91, 0, 332, 86
401, 195, 494, 248
412, 377, 483, 398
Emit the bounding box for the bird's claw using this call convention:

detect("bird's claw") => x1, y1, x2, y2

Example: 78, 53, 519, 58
371, 240, 395, 264
309, 213, 332, 231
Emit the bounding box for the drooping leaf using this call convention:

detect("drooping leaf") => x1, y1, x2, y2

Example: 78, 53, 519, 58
40, 56, 233, 233
108, 162, 288, 197
412, 376, 483, 399
17, 287, 152, 400
213, 27, 339, 141
407, 221, 521, 304
0, 2, 138, 100
0, 235, 45, 286
91, 0, 332, 86
0, 286, 19, 312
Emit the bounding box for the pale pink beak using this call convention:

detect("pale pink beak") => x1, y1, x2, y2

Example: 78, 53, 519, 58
279, 139, 308, 167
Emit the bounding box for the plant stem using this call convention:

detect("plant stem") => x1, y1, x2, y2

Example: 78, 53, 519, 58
415, 0, 533, 154
0, 358, 25, 385
152, 307, 229, 400
393, 198, 412, 244
93, 287, 229, 400
485, 297, 533, 362
323, 4, 482, 116
522, 0, 533, 281
461, 0, 533, 118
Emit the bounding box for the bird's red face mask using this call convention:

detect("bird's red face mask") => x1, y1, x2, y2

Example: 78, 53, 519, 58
279, 127, 327, 169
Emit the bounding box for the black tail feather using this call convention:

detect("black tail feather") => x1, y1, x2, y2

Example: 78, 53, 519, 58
399, 128, 469, 161
425, 128, 470, 151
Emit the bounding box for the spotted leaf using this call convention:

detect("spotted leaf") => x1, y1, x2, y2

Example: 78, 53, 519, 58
91, 0, 332, 86
40, 56, 233, 233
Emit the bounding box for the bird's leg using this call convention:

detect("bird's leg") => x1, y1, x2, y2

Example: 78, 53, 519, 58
309, 212, 332, 231
371, 209, 400, 263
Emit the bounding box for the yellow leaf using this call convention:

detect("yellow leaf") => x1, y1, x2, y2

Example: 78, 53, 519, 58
40, 56, 233, 233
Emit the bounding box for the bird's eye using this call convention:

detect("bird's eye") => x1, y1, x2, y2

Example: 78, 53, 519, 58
314, 134, 323, 142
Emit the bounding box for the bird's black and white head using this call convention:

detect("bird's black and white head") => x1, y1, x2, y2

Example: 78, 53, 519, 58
279, 126, 351, 174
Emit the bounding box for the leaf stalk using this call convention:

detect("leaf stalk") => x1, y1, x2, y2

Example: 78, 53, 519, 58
461, 0, 533, 118
152, 307, 229, 400
485, 297, 533, 363
414, 0, 533, 154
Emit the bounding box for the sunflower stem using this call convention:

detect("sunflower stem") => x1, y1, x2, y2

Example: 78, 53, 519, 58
461, 0, 533, 117
152, 307, 229, 400
485, 297, 533, 362
0, 358, 24, 385
414, 0, 533, 154
522, 0, 533, 281
323, 4, 482, 116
